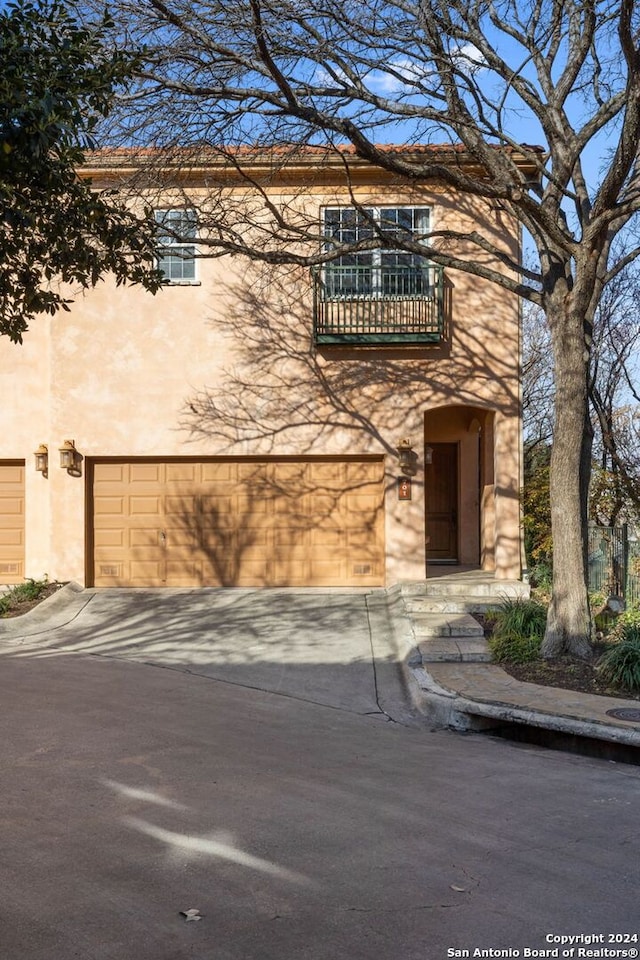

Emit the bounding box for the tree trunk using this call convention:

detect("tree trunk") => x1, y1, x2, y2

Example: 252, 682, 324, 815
541, 298, 593, 660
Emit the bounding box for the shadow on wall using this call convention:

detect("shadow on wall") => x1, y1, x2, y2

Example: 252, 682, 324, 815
91, 461, 387, 588
170, 261, 521, 576
158, 464, 386, 588
178, 262, 520, 456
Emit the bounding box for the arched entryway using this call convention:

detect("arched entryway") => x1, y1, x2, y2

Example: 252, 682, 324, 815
424, 405, 504, 573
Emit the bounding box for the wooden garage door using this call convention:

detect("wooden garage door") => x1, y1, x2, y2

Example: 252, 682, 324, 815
0, 462, 25, 584
91, 459, 384, 587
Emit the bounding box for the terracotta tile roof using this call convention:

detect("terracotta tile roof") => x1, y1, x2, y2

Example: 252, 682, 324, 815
83, 141, 544, 169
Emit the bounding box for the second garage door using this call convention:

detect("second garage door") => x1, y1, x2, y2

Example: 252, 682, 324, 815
91, 458, 385, 588
0, 462, 25, 584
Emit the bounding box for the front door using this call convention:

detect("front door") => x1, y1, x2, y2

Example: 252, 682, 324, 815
425, 442, 458, 562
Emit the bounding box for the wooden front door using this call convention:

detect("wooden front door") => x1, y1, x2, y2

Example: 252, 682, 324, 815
425, 443, 458, 562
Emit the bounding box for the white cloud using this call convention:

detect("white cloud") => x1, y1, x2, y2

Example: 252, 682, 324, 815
452, 42, 487, 75
314, 46, 485, 98
368, 57, 431, 95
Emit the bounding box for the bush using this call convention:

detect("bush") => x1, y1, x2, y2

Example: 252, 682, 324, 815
523, 447, 553, 576
529, 562, 553, 592
614, 607, 640, 631
487, 597, 547, 664
9, 578, 49, 603
0, 577, 50, 617
597, 620, 640, 694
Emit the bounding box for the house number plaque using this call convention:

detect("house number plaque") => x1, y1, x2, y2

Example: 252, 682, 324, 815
398, 477, 412, 500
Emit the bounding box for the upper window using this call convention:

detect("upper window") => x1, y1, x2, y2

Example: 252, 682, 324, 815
322, 206, 431, 299
155, 209, 197, 282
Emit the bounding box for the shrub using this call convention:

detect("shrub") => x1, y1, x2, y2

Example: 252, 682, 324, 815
522, 447, 552, 573
596, 621, 640, 694
0, 577, 50, 617
589, 591, 607, 611
529, 561, 553, 592
614, 607, 640, 631
488, 597, 547, 664
9, 578, 49, 603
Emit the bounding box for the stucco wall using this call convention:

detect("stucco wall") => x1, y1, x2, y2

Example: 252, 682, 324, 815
0, 173, 522, 585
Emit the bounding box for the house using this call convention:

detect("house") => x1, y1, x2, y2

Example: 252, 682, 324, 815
0, 145, 529, 589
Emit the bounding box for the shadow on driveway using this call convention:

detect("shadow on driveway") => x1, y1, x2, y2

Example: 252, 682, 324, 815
0, 589, 411, 716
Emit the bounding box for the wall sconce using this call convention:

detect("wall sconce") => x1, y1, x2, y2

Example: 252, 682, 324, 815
425, 444, 433, 465
396, 438, 418, 476
59, 439, 82, 475
34, 444, 48, 475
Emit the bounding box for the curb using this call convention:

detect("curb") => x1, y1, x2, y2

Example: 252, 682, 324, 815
0, 581, 92, 638
408, 662, 640, 747
381, 587, 640, 749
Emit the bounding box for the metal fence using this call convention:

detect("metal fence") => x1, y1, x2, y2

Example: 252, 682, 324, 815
587, 523, 640, 604
628, 539, 640, 606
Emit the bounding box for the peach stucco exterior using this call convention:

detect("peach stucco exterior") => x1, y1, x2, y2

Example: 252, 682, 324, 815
0, 150, 525, 588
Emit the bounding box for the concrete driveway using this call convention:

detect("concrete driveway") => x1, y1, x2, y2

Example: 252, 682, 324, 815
5, 588, 413, 717
0, 589, 638, 959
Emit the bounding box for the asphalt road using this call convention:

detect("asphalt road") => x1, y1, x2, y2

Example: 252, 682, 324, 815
0, 590, 638, 959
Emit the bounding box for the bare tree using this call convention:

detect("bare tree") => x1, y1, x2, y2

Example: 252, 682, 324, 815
522, 265, 640, 548
522, 301, 554, 453
601, 407, 640, 527
92, 0, 640, 657
589, 269, 640, 524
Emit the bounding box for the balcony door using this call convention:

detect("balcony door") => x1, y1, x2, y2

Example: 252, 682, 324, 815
425, 442, 458, 563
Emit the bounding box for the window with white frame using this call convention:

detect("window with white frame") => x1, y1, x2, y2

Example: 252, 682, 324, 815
322, 206, 431, 299
155, 209, 198, 282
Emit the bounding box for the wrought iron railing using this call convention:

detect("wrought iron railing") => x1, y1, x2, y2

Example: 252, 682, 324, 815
626, 540, 640, 606
588, 524, 627, 597
587, 523, 640, 603
312, 263, 444, 344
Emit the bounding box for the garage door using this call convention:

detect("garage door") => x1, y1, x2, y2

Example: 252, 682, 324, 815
0, 462, 25, 584
90, 458, 384, 587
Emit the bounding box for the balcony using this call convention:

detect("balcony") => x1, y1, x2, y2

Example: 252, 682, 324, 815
312, 263, 444, 345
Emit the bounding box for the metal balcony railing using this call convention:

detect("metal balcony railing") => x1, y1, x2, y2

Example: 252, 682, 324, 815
312, 263, 444, 344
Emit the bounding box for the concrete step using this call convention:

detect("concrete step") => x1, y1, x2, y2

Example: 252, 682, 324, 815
424, 580, 527, 599
417, 638, 492, 663
404, 596, 501, 615
409, 612, 484, 639
400, 578, 529, 600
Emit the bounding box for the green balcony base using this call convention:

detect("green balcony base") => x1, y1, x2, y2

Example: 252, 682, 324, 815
315, 332, 442, 344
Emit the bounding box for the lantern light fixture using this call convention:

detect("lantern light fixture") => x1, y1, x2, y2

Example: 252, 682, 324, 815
34, 444, 48, 474
396, 438, 418, 476
59, 439, 81, 474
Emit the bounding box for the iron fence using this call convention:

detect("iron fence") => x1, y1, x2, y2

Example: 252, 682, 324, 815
587, 523, 640, 604
627, 540, 640, 606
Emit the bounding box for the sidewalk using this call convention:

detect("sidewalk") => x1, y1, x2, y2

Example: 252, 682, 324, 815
391, 579, 640, 749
